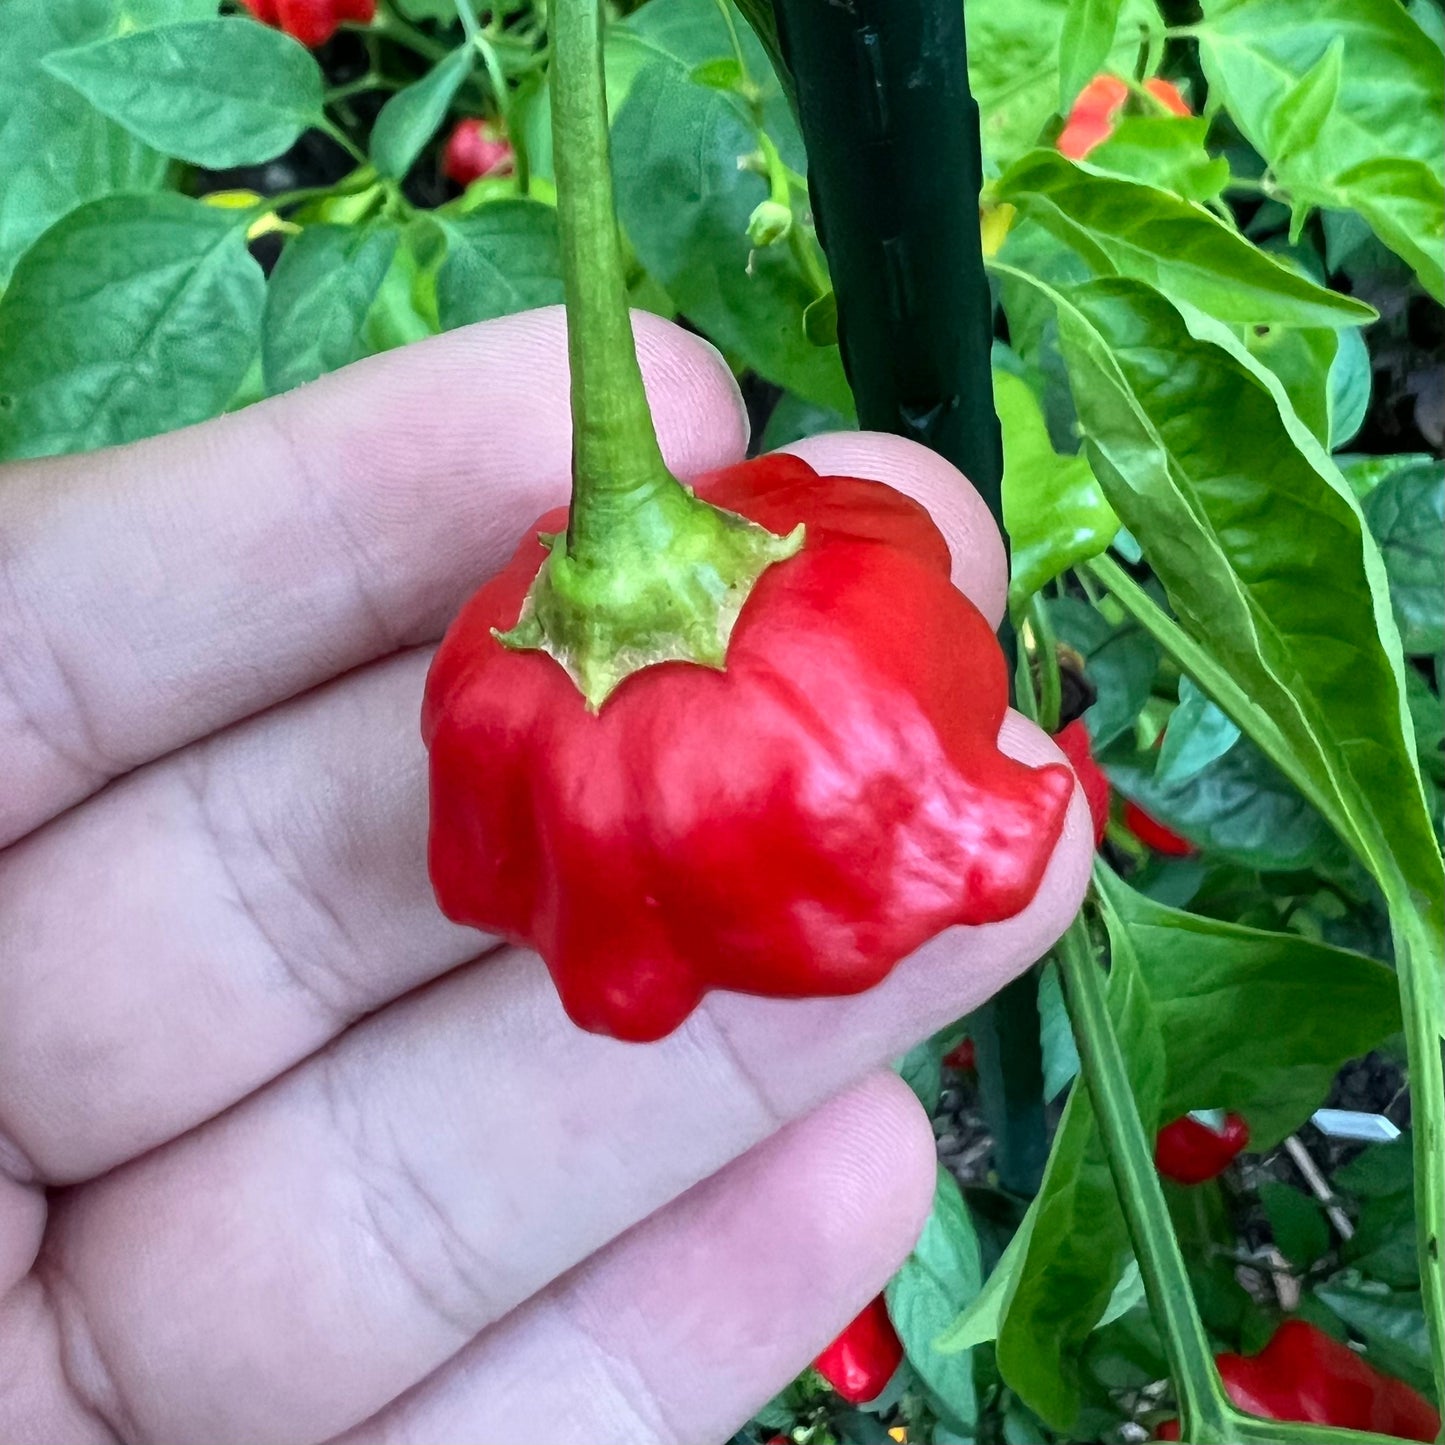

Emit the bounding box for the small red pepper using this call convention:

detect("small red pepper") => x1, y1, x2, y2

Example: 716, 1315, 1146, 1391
1058, 74, 1191, 160
443, 118, 515, 187
943, 1037, 977, 1072
425, 455, 1074, 1040
1154, 1112, 1250, 1184
1157, 1320, 1441, 1441
1053, 719, 1110, 847
238, 0, 374, 48
814, 1296, 904, 1404
1123, 799, 1195, 857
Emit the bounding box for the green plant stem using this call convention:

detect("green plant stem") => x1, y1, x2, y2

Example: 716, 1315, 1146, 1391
1082, 552, 1445, 1407
319, 119, 368, 164
1062, 875, 1428, 1445
1057, 895, 1233, 1442
767, 0, 1042, 1198
710, 0, 756, 94
377, 7, 451, 61
1029, 593, 1061, 734
325, 73, 391, 103
549, 0, 675, 560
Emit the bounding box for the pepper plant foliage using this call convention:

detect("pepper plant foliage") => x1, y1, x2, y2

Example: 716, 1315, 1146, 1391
0, 0, 1441, 1440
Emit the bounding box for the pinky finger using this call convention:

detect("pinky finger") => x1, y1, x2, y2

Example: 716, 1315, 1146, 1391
333, 1073, 936, 1445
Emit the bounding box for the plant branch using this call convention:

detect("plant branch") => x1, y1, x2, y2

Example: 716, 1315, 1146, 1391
1058, 889, 1232, 1442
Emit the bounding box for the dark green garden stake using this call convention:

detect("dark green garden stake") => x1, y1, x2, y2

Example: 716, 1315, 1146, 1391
753, 0, 1049, 1196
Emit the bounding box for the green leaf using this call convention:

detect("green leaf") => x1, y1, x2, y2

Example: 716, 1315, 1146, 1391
1058, 0, 1124, 112
41, 17, 323, 169
1244, 323, 1335, 449
1266, 36, 1344, 178
960, 870, 1401, 1426
967, 0, 1162, 171
1038, 961, 1080, 1103
611, 61, 851, 413
261, 224, 402, 395
760, 392, 853, 450
0, 0, 169, 283
1084, 115, 1232, 202
1362, 459, 1445, 656
1098, 870, 1401, 1146
1197, 0, 1445, 299
997, 370, 1118, 611
690, 56, 745, 91
1259, 1181, 1330, 1269
609, 0, 802, 169
1112, 735, 1350, 872
0, 193, 263, 461
1340, 1137, 1421, 1288
433, 202, 565, 330
1049, 595, 1160, 749
994, 907, 1165, 1429
896, 1035, 947, 1115
1154, 676, 1240, 786
886, 1169, 983, 1429
1043, 277, 1441, 939
1317, 1272, 1437, 1390
1339, 451, 1437, 501
1411, 0, 1445, 49
371, 46, 474, 180
1327, 325, 1371, 450
997, 151, 1376, 327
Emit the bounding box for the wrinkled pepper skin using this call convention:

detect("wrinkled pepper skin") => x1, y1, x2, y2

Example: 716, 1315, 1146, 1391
1054, 720, 1110, 846
1154, 1112, 1250, 1184
239, 0, 374, 47
424, 454, 1074, 1041
814, 1296, 904, 1404
1157, 1319, 1441, 1442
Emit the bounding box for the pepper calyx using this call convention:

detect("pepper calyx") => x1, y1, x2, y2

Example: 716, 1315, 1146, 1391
495, 487, 804, 710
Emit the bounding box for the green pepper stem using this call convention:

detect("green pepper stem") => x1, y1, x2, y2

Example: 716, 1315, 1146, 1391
1057, 886, 1233, 1442
549, 0, 677, 564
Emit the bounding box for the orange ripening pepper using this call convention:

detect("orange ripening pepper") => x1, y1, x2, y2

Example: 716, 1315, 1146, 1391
423, 453, 1074, 1042
814, 1296, 904, 1404
1058, 74, 1191, 160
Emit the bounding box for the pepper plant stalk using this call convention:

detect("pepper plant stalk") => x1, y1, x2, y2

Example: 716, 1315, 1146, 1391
760, 0, 1047, 1198
498, 0, 802, 710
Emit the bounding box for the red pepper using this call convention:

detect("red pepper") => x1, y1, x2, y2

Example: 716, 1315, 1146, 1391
238, 0, 375, 47
1123, 799, 1195, 857
1154, 1112, 1250, 1184
424, 454, 1074, 1040
1157, 1320, 1441, 1441
443, 118, 515, 187
813, 1296, 904, 1404
1058, 74, 1191, 160
1053, 719, 1110, 846
943, 1037, 977, 1072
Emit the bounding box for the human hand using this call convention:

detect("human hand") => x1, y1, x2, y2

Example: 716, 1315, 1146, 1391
0, 310, 1092, 1445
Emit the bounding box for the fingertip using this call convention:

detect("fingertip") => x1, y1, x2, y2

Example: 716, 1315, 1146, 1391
776, 430, 1008, 628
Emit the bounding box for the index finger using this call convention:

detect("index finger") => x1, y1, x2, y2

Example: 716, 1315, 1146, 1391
0, 308, 749, 847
